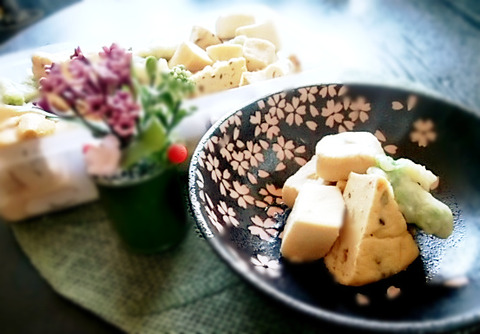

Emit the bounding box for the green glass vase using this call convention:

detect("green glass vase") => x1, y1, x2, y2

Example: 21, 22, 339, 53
95, 167, 188, 254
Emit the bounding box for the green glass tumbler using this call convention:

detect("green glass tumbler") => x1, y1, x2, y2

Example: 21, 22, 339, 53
95, 168, 188, 254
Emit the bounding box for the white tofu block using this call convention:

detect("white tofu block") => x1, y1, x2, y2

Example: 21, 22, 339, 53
282, 156, 321, 208
281, 183, 345, 263
190, 26, 222, 50
242, 38, 277, 71
0, 127, 98, 221
168, 41, 213, 73
206, 44, 243, 62
215, 13, 256, 40
240, 57, 294, 86
135, 44, 177, 61
235, 20, 282, 50
31, 51, 70, 80
191, 57, 247, 96
315, 131, 385, 182
324, 173, 419, 286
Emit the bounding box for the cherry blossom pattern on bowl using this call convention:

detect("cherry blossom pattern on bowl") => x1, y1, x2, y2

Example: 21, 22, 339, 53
188, 83, 480, 332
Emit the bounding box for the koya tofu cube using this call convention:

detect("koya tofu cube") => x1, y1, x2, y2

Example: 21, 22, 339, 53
135, 44, 177, 61
235, 20, 282, 50
240, 57, 294, 86
168, 41, 213, 73
206, 44, 243, 62
215, 13, 256, 40
191, 57, 247, 96
281, 156, 322, 208
315, 131, 385, 182
190, 26, 222, 50
242, 38, 277, 71
31, 51, 70, 80
281, 183, 345, 263
324, 173, 419, 286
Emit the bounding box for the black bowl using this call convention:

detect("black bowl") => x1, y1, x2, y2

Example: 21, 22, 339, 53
188, 83, 480, 332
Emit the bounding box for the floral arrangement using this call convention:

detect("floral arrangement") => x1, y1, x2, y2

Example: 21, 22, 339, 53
37, 44, 195, 176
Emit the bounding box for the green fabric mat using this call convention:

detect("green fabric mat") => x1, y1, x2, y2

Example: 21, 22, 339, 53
10, 202, 480, 333
11, 201, 338, 334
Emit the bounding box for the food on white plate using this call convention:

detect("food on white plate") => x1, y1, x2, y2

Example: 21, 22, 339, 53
281, 182, 345, 262
12, 11, 299, 103
324, 172, 419, 286
235, 20, 282, 50
0, 10, 301, 221
242, 37, 277, 71
31, 51, 70, 81
190, 25, 222, 50
168, 41, 214, 73
191, 57, 247, 95
140, 12, 299, 96
239, 57, 294, 86
280, 131, 453, 286
315, 131, 385, 182
0, 78, 38, 106
206, 43, 243, 62
0, 106, 97, 221
136, 44, 177, 62
281, 155, 322, 208
0, 105, 57, 146
215, 13, 256, 40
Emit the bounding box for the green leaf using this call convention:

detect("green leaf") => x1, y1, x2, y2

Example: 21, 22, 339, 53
145, 56, 158, 86
121, 116, 167, 168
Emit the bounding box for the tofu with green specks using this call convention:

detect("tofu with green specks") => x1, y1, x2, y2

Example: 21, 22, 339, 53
191, 57, 247, 96
324, 172, 419, 286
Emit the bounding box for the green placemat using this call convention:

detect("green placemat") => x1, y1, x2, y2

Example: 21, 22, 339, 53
10, 202, 480, 334
11, 202, 336, 334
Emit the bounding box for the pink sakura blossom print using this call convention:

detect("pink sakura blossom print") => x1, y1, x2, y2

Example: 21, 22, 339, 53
319, 84, 339, 98
374, 130, 398, 154
205, 205, 223, 234
248, 215, 279, 241
298, 86, 318, 103
411, 119, 437, 147
205, 154, 222, 182
255, 184, 284, 217
217, 201, 240, 227
285, 96, 306, 126
229, 181, 255, 209
392, 94, 418, 111
322, 99, 344, 128
251, 254, 281, 277
267, 93, 287, 119
272, 136, 295, 161
348, 96, 371, 123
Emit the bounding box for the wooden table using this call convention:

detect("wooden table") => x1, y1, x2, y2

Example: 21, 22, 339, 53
0, 0, 479, 333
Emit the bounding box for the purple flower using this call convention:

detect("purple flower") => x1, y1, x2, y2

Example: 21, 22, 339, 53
39, 63, 68, 94
71, 46, 86, 61
84, 94, 108, 117
99, 43, 132, 86
38, 43, 139, 145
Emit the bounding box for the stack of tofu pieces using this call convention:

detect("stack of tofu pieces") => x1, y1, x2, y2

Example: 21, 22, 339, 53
280, 132, 419, 286
139, 13, 299, 96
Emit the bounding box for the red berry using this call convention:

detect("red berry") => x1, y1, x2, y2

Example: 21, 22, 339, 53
167, 143, 188, 164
